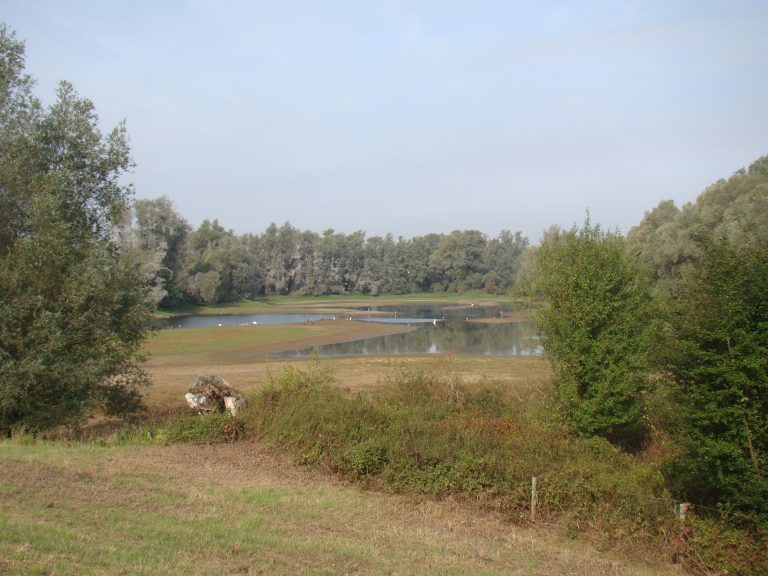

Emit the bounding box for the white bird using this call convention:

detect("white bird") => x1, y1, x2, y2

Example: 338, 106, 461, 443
432, 319, 437, 326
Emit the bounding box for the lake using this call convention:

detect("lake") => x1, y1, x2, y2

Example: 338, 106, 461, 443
158, 313, 333, 329
159, 304, 541, 358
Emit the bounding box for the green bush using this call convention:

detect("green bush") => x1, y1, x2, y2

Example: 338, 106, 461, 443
674, 516, 768, 576
237, 360, 764, 573
533, 218, 652, 451
165, 413, 243, 443
245, 361, 672, 545
654, 236, 768, 523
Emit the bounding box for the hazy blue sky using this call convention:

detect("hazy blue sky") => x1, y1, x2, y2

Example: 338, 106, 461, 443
4, 1, 767, 241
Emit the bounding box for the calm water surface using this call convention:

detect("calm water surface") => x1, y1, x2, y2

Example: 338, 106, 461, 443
284, 304, 540, 358
158, 313, 333, 328
275, 320, 539, 358
158, 304, 540, 358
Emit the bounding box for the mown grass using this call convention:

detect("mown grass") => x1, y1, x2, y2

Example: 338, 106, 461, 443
0, 444, 379, 575
0, 440, 673, 576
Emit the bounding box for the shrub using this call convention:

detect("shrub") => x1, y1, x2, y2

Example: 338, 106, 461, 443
674, 516, 768, 576
245, 361, 672, 546
655, 236, 768, 523
165, 413, 243, 443
534, 217, 652, 451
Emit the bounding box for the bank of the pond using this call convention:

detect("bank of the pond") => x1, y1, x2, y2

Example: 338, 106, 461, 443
144, 320, 413, 360
467, 311, 532, 324
152, 292, 513, 318
142, 323, 550, 413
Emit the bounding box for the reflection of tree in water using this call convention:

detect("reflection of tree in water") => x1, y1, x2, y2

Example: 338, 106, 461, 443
360, 304, 504, 321
277, 321, 540, 358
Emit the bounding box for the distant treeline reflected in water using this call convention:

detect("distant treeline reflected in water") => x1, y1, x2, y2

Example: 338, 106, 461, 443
274, 319, 540, 358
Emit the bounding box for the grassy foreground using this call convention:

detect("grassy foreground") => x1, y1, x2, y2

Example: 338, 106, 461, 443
4, 355, 763, 574
0, 439, 676, 576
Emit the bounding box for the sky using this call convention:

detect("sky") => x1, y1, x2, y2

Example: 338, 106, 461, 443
4, 0, 768, 242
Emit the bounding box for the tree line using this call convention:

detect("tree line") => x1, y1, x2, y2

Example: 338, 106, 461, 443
121, 201, 529, 307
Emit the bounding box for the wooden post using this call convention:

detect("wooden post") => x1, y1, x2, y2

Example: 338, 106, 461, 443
678, 502, 691, 523
531, 476, 538, 522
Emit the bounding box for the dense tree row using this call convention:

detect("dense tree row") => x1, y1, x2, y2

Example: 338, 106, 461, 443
533, 156, 768, 523
627, 156, 768, 290
121, 200, 529, 307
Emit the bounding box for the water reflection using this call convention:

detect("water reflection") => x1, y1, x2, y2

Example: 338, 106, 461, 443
155, 303, 541, 358
274, 320, 541, 358
356, 304, 504, 322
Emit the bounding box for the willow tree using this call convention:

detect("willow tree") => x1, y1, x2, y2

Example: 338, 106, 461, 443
0, 25, 151, 433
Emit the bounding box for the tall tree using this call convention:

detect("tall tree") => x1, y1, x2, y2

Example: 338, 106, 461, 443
429, 230, 488, 292
482, 230, 528, 293
132, 196, 190, 306
535, 217, 651, 450
655, 236, 768, 519
0, 25, 151, 432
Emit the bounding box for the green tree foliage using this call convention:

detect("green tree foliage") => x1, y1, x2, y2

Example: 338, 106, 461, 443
535, 218, 651, 450
130, 196, 190, 306
118, 196, 190, 306
144, 217, 529, 304
628, 156, 768, 288
482, 230, 528, 294
625, 199, 681, 285
180, 219, 263, 304
0, 25, 151, 433
654, 236, 768, 520
429, 230, 488, 292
